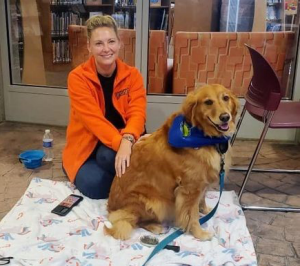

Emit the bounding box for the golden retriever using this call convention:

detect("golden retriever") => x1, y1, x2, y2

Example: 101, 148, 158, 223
105, 84, 239, 241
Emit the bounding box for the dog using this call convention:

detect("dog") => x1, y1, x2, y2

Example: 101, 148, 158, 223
104, 84, 239, 241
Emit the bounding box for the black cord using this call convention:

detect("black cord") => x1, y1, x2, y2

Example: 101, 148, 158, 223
0, 257, 13, 265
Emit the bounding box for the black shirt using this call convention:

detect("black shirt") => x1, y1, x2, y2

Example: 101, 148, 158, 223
98, 69, 125, 130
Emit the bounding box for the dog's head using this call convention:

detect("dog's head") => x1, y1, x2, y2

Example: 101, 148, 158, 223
181, 84, 240, 137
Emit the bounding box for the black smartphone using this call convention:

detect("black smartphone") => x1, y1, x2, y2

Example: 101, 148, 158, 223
51, 194, 83, 216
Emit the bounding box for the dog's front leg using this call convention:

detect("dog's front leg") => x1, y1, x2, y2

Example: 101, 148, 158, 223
199, 192, 212, 215
175, 186, 213, 241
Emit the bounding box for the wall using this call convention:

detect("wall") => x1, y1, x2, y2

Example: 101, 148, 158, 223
292, 41, 300, 144
0, 45, 4, 122
173, 0, 220, 35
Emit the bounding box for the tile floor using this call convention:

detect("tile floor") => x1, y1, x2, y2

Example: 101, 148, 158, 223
0, 121, 300, 266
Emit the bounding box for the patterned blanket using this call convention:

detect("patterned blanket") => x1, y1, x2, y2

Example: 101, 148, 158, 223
0, 178, 257, 266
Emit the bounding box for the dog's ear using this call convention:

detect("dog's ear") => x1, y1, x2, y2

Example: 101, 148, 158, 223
181, 91, 198, 125
230, 92, 240, 120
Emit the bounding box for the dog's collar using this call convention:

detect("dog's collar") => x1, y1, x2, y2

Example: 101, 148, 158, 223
168, 114, 230, 149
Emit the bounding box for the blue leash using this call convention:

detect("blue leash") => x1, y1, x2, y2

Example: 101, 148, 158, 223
142, 168, 225, 266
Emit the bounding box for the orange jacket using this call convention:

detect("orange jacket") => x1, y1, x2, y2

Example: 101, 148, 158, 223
62, 56, 146, 182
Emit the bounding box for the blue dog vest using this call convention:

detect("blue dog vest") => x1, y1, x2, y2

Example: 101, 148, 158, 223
168, 114, 230, 148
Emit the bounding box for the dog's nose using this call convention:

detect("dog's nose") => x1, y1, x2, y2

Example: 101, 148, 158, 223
219, 113, 230, 123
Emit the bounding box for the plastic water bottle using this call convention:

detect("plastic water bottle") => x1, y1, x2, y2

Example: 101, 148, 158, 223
43, 129, 54, 161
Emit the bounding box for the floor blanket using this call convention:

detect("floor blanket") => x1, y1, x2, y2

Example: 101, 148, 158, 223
0, 178, 257, 266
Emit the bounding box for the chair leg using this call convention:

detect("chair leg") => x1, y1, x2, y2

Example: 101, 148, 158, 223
231, 168, 300, 174
231, 107, 300, 174
237, 112, 300, 212
238, 117, 270, 201
230, 106, 246, 146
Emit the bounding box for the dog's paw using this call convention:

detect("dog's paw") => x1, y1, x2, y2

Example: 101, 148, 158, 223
112, 230, 132, 240
142, 223, 164, 235
199, 206, 212, 215
192, 228, 213, 241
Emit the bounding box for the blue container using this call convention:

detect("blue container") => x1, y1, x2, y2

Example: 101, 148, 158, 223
19, 150, 45, 169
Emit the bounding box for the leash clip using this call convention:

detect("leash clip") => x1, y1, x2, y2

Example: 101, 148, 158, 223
216, 142, 228, 173
220, 154, 225, 173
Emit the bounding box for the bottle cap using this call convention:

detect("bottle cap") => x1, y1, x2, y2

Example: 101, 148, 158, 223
45, 129, 50, 134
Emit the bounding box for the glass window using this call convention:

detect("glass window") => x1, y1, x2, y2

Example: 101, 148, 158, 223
7, 0, 138, 88
147, 0, 300, 98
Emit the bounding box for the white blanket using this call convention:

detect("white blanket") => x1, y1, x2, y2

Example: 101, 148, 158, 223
0, 178, 257, 266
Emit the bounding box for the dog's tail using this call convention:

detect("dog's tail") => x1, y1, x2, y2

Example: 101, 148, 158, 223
104, 209, 138, 240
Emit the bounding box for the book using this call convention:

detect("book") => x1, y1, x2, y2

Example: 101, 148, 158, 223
160, 9, 165, 30
89, 11, 103, 18
285, 0, 298, 15
150, 0, 161, 7
85, 0, 102, 6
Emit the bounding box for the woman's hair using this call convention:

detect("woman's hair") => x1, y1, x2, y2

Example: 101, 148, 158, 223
86, 15, 119, 39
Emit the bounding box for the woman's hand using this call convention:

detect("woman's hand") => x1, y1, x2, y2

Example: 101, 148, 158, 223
115, 135, 134, 177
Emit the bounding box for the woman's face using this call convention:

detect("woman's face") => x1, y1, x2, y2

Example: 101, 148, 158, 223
87, 27, 120, 71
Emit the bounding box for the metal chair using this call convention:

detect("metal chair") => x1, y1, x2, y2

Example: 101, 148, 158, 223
231, 44, 300, 212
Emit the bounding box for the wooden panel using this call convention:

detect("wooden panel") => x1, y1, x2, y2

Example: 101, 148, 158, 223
252, 0, 267, 31
20, 0, 46, 85
173, 0, 219, 35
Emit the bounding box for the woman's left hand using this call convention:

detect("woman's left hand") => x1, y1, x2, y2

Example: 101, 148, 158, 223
115, 137, 133, 177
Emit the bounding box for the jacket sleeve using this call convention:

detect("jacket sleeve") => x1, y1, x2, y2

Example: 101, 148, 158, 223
120, 68, 147, 140
68, 71, 122, 151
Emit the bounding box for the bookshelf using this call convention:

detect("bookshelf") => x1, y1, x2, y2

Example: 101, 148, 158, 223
9, 0, 23, 83
10, 0, 171, 86
114, 0, 171, 30
50, 2, 86, 64
266, 0, 284, 31
48, 0, 171, 63
265, 0, 299, 32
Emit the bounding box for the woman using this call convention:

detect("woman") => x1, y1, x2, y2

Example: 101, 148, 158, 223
62, 15, 146, 199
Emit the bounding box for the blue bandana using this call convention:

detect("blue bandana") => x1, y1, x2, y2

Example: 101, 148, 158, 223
168, 115, 230, 148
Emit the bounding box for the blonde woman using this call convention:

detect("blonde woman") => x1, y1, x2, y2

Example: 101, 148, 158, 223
63, 15, 146, 199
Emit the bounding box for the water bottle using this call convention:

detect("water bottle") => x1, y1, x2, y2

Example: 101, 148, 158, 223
43, 129, 54, 161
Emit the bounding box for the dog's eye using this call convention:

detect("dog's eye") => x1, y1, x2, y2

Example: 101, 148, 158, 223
223, 95, 229, 101
204, 99, 213, 105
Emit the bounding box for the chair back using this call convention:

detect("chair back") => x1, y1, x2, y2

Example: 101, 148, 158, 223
245, 44, 281, 111
68, 25, 90, 69
172, 32, 294, 96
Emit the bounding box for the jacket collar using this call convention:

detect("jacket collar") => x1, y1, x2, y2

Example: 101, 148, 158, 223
81, 56, 131, 87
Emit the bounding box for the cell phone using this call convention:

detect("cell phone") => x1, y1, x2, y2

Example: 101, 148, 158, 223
51, 194, 83, 216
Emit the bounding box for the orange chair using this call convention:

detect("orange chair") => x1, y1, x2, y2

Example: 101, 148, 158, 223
172, 32, 295, 96
68, 25, 168, 93
68, 26, 90, 69
118, 29, 136, 67
148, 30, 168, 94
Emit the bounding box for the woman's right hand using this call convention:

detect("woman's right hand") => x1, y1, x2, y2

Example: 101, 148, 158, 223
115, 137, 133, 177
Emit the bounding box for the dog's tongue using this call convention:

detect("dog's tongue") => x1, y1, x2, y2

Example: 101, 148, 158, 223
220, 123, 229, 130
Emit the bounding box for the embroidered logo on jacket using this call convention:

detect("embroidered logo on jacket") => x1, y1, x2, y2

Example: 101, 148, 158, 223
115, 88, 129, 99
